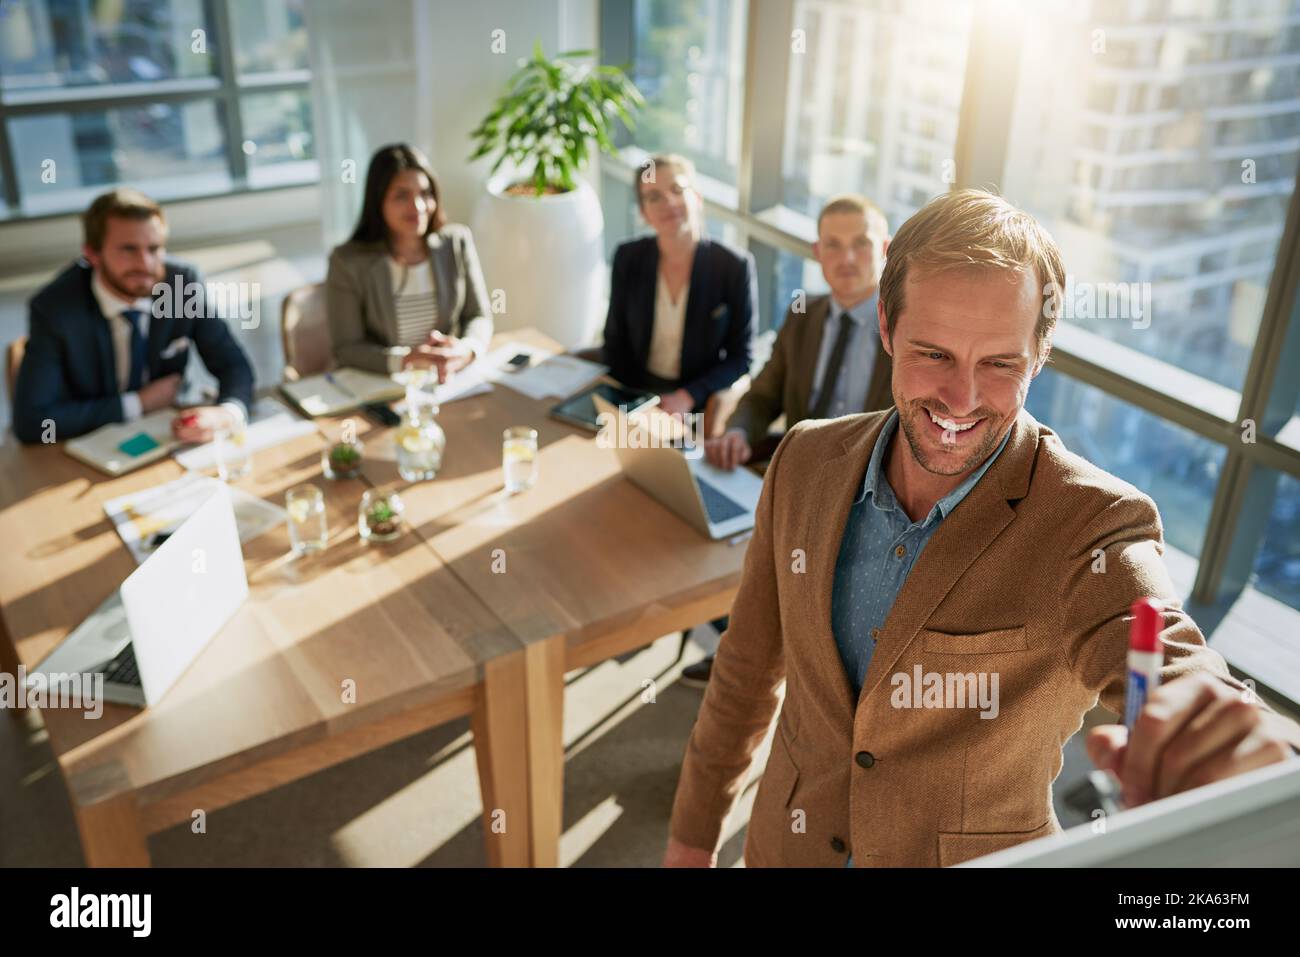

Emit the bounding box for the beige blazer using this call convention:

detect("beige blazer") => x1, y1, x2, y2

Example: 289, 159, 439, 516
727, 295, 893, 446
669, 407, 1300, 867
325, 224, 492, 374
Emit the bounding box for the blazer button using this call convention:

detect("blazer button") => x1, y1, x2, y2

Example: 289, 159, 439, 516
855, 751, 875, 768
830, 836, 847, 854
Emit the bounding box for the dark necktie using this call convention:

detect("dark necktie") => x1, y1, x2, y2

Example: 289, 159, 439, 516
810, 309, 853, 419
122, 308, 147, 393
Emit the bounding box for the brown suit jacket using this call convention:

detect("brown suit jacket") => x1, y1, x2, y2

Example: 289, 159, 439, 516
726, 295, 893, 447
669, 407, 1300, 867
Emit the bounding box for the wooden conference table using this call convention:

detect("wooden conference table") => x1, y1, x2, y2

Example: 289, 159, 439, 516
0, 329, 750, 867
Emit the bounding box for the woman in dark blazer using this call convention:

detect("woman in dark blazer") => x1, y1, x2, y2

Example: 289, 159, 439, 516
601, 154, 756, 418
326, 143, 492, 380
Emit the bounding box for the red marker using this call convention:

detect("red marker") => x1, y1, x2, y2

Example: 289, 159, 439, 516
1123, 597, 1163, 731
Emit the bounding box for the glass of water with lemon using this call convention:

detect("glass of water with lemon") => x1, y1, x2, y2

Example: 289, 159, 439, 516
215, 423, 252, 482
286, 484, 327, 555
502, 427, 538, 494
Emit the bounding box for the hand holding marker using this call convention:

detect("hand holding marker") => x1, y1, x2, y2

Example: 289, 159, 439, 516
1124, 597, 1164, 732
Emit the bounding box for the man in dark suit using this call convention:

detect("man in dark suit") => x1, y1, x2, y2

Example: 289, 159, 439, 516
705, 194, 893, 470
13, 188, 255, 445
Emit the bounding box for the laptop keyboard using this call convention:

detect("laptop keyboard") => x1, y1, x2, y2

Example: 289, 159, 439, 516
696, 477, 748, 524
103, 645, 142, 687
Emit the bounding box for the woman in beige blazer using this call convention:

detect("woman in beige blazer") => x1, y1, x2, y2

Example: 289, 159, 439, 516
326, 143, 492, 379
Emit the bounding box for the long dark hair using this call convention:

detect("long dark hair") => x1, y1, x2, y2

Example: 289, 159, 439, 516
348, 143, 446, 244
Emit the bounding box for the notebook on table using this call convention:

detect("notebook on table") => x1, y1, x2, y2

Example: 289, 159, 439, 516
64, 409, 181, 476
279, 368, 405, 417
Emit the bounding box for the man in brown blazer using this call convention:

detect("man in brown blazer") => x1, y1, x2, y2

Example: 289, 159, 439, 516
665, 189, 1300, 868
704, 194, 894, 471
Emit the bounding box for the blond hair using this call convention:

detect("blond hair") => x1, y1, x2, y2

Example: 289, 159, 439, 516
817, 193, 889, 236
878, 189, 1065, 357
83, 188, 165, 250
635, 153, 697, 205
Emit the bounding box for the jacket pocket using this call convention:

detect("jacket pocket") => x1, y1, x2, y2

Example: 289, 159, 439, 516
937, 818, 1057, 867
919, 626, 1027, 655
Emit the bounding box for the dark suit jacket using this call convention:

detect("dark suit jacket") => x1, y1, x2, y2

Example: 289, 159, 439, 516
13, 260, 255, 444
601, 236, 756, 407
727, 294, 893, 446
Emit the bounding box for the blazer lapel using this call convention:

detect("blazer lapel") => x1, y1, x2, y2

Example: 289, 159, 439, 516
367, 251, 396, 342
676, 238, 709, 374
635, 238, 660, 366
425, 232, 456, 335
856, 408, 1040, 709
790, 295, 830, 423
146, 296, 170, 379
80, 269, 118, 394
800, 410, 894, 735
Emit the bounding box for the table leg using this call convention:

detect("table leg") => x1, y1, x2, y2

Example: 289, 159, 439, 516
0, 614, 24, 717
74, 793, 150, 867
524, 636, 566, 867
471, 650, 532, 867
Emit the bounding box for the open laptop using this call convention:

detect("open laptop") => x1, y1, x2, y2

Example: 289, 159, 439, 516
593, 394, 764, 540
26, 483, 249, 707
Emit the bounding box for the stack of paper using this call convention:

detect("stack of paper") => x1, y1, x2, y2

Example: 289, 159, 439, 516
495, 352, 608, 400
104, 473, 286, 565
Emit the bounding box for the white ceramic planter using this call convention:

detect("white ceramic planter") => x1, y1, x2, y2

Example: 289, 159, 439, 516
469, 174, 606, 350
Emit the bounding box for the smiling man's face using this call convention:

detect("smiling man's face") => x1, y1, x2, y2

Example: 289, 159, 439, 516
879, 264, 1046, 478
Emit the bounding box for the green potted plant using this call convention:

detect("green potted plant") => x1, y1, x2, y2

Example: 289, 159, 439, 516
468, 43, 643, 348
322, 438, 363, 480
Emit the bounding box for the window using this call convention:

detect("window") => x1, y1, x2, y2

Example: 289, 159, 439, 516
599, 0, 1300, 678
1001, 2, 1300, 394
781, 0, 974, 229
0, 0, 316, 219
1025, 368, 1225, 561
627, 0, 747, 185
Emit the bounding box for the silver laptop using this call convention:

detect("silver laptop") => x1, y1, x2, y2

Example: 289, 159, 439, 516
593, 394, 763, 540
27, 484, 249, 707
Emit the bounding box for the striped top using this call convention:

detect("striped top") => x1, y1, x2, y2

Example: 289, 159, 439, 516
388, 257, 440, 347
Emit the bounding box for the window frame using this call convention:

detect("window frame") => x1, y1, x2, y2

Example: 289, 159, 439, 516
600, 0, 1300, 682
0, 0, 318, 221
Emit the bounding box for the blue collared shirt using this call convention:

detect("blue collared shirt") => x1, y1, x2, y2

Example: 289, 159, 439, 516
836, 409, 1011, 867
832, 408, 1013, 699
808, 293, 879, 418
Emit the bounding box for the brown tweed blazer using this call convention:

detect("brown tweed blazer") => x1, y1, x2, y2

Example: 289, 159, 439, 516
668, 406, 1300, 866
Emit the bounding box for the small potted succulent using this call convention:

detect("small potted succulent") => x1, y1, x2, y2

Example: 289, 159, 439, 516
322, 419, 364, 480
358, 487, 405, 543
323, 439, 363, 480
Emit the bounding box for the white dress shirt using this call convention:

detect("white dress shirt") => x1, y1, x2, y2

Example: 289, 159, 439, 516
647, 271, 688, 381
92, 271, 153, 421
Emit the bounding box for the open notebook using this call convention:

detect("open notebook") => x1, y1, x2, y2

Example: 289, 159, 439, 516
64, 409, 180, 476
279, 368, 404, 417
